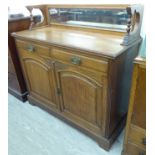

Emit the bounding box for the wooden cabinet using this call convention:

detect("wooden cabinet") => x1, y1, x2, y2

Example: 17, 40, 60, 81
12, 4, 143, 150
8, 17, 31, 101
14, 37, 140, 150
122, 57, 146, 155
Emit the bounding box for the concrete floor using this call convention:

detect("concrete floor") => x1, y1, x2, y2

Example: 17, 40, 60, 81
8, 94, 124, 155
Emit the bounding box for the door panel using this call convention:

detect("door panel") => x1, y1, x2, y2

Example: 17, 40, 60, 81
24, 59, 52, 99
55, 62, 105, 130
21, 52, 57, 108
61, 72, 99, 125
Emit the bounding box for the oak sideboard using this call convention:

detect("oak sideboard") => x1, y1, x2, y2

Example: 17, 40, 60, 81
12, 4, 143, 150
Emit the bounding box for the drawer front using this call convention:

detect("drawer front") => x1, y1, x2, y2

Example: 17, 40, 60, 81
51, 48, 108, 72
125, 142, 146, 155
16, 40, 50, 57
128, 125, 146, 150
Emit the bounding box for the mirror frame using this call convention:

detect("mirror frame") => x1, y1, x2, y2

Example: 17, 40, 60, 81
47, 7, 129, 32
46, 4, 132, 33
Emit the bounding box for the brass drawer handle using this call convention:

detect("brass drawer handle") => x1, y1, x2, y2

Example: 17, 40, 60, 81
142, 137, 146, 145
26, 45, 35, 52
70, 56, 81, 65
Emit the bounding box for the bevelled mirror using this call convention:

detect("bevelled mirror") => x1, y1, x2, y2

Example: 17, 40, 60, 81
48, 8, 129, 31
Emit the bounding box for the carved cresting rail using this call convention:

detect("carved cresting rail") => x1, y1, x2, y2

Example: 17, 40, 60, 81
122, 5, 144, 46
26, 5, 48, 30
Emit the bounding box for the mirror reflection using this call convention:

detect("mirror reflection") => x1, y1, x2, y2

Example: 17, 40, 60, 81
49, 8, 129, 31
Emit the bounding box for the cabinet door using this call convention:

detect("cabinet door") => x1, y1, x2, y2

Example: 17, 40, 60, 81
55, 62, 107, 134
20, 51, 57, 109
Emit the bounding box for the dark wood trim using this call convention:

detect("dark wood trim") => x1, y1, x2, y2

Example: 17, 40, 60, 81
8, 88, 28, 102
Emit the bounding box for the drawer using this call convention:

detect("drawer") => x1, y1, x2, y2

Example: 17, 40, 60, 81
128, 124, 146, 149
51, 48, 108, 72
16, 40, 50, 57
125, 142, 146, 155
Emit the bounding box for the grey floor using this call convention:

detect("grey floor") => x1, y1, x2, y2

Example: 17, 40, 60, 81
8, 94, 124, 155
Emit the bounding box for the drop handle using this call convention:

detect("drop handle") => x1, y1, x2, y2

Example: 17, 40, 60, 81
70, 56, 81, 65
26, 45, 35, 52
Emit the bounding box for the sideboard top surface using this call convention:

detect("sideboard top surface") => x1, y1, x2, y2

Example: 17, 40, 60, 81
12, 26, 140, 59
